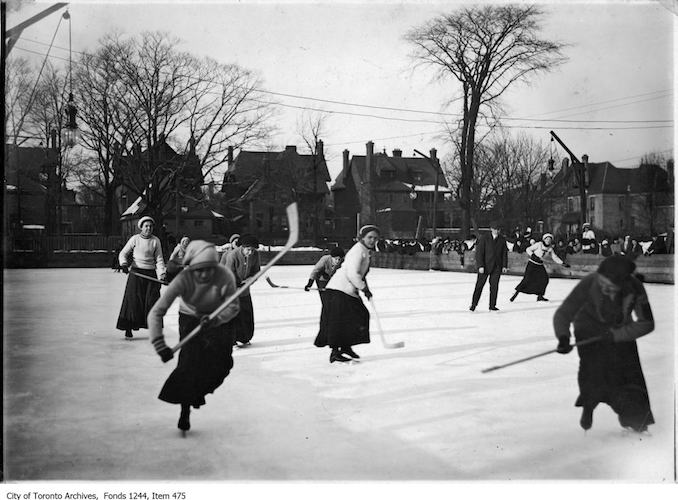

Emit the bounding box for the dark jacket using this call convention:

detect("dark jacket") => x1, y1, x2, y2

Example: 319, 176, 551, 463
475, 232, 508, 272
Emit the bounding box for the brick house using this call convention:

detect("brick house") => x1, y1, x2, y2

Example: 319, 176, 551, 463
220, 141, 331, 245
330, 142, 451, 242
544, 159, 674, 238
116, 136, 223, 246
4, 142, 59, 234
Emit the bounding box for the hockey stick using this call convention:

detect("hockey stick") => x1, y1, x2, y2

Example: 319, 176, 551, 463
170, 202, 299, 354
367, 298, 405, 349
265, 277, 321, 291
129, 271, 168, 286
481, 335, 604, 373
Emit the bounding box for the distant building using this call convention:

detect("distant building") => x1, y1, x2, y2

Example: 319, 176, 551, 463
4, 141, 59, 234
220, 141, 331, 245
115, 135, 223, 245
330, 142, 452, 242
544, 158, 674, 238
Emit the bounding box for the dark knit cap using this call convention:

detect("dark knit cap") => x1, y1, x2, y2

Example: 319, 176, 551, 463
330, 247, 345, 258
238, 234, 259, 248
597, 255, 636, 285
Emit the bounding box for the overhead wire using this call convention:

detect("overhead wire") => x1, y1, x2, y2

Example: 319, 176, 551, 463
12, 42, 674, 127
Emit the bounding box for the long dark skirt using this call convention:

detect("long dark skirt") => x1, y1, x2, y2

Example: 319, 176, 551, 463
314, 289, 370, 348
159, 313, 235, 408
515, 261, 549, 295
116, 268, 161, 331
233, 294, 255, 343
575, 337, 654, 430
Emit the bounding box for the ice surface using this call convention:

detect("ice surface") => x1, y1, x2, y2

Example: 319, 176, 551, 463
2, 266, 675, 481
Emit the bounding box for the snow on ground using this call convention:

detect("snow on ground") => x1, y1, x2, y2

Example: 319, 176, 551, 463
2, 266, 676, 482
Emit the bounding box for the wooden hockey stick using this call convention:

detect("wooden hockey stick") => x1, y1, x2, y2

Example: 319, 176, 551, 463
171, 203, 299, 354
481, 335, 604, 373
265, 277, 321, 291
130, 270, 168, 286
367, 298, 405, 349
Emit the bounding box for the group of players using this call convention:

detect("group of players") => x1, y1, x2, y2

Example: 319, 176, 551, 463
114, 217, 656, 436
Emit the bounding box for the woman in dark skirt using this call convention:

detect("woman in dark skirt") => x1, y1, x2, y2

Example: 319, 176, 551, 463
314, 225, 379, 363
222, 234, 260, 346
553, 255, 655, 432
148, 240, 240, 432
116, 216, 167, 339
511, 233, 568, 303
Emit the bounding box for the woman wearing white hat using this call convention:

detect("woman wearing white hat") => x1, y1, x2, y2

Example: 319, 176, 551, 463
510, 233, 569, 303
116, 216, 167, 339
148, 240, 240, 433
314, 225, 378, 363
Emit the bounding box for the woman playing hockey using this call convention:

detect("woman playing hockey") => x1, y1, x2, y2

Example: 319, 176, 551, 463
116, 216, 167, 339
510, 233, 569, 303
148, 240, 240, 433
304, 246, 345, 292
553, 255, 655, 432
314, 226, 378, 363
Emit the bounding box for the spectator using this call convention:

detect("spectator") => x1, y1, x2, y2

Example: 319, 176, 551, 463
600, 239, 613, 257
581, 223, 598, 254
567, 237, 582, 255
647, 234, 667, 255
554, 238, 568, 261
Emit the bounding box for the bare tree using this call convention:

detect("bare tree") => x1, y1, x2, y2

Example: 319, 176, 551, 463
74, 31, 274, 235
406, 5, 566, 236
4, 57, 37, 145
297, 111, 329, 244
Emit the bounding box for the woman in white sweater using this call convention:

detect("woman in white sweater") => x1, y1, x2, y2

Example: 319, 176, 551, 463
510, 233, 569, 302
314, 225, 379, 363
116, 216, 167, 339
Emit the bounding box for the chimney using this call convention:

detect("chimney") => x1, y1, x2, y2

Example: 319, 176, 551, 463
366, 141, 374, 181
227, 146, 234, 167
316, 139, 324, 157
392, 149, 402, 157
343, 149, 349, 172
285, 145, 297, 153
429, 148, 437, 160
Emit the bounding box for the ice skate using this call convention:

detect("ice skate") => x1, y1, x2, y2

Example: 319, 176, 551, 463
178, 404, 191, 434
341, 346, 360, 359
330, 348, 350, 363
580, 406, 593, 430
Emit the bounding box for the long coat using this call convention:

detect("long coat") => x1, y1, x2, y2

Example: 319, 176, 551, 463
553, 272, 655, 430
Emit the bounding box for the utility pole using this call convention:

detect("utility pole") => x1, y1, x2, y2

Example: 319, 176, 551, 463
549, 131, 589, 226
414, 149, 440, 239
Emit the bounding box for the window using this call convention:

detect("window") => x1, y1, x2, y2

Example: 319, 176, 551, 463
194, 220, 204, 227
589, 196, 595, 211
619, 196, 624, 210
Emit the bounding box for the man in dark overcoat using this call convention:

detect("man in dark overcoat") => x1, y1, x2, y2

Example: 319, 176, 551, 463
470, 222, 509, 311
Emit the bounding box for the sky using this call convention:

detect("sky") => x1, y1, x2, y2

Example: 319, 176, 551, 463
6, 0, 676, 185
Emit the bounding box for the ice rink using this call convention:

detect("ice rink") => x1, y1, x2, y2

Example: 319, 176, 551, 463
3, 265, 676, 482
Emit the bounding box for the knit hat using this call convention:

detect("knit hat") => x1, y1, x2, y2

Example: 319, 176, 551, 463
542, 233, 554, 245
238, 234, 259, 248
229, 233, 240, 246
137, 216, 155, 229
597, 255, 636, 285
330, 247, 345, 258
583, 222, 591, 229
359, 225, 380, 238
183, 240, 218, 270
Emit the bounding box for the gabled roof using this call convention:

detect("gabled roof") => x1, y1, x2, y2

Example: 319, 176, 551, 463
222, 147, 331, 194
331, 151, 448, 191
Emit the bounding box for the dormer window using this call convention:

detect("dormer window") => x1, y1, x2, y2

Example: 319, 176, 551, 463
412, 170, 423, 183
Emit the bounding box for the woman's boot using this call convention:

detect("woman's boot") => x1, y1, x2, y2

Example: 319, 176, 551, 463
330, 348, 350, 363
341, 346, 360, 359
125, 329, 133, 339
178, 404, 191, 431
580, 406, 594, 430
537, 295, 549, 301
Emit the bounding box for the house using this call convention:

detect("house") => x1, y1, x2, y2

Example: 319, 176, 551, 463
115, 135, 223, 246
544, 158, 674, 238
4, 141, 59, 234
220, 141, 331, 245
331, 142, 452, 242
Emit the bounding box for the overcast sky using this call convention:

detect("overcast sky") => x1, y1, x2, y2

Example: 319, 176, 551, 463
7, 0, 675, 183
